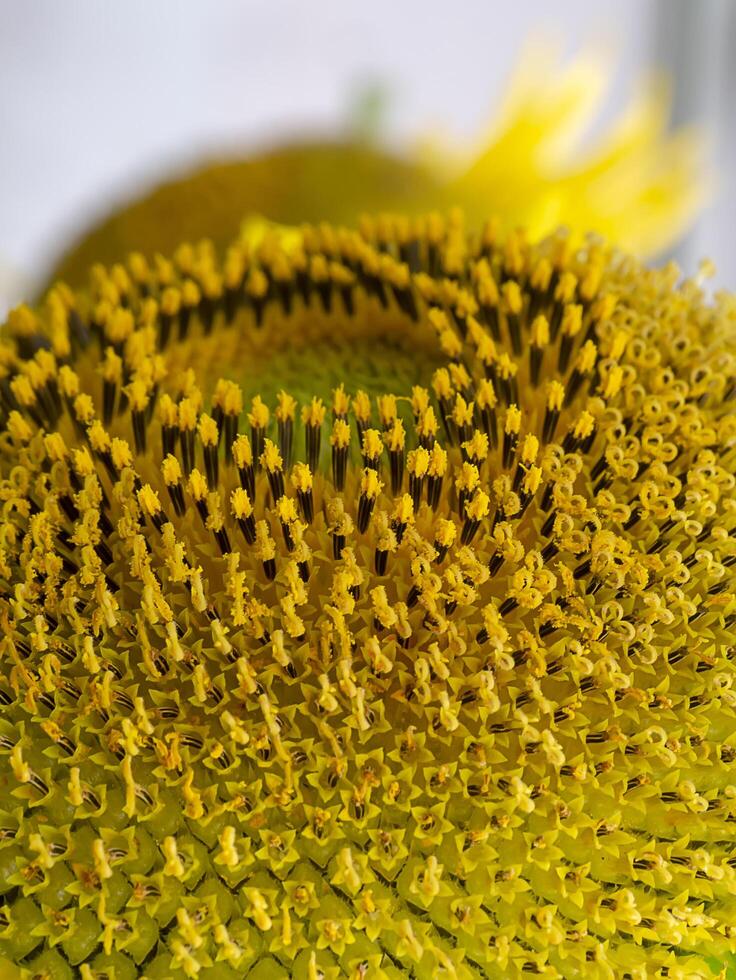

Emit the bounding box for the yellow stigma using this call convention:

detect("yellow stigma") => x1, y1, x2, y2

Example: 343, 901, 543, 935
231, 432, 253, 468
0, 211, 734, 980
248, 394, 270, 430
360, 467, 382, 500
302, 396, 326, 428
276, 389, 297, 422
261, 438, 283, 474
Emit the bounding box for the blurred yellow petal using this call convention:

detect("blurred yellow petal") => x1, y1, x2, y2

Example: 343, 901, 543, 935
453, 41, 615, 175
442, 46, 708, 255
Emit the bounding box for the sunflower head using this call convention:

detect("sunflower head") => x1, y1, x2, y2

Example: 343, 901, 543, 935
0, 211, 735, 979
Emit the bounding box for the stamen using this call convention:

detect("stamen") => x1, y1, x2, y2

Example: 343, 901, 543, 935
198, 412, 220, 486
528, 256, 553, 321
475, 379, 498, 448
386, 418, 406, 494
407, 448, 430, 511
302, 397, 326, 473
549, 271, 577, 341
433, 518, 456, 563
206, 492, 231, 554
558, 303, 583, 374
530, 315, 549, 387
126, 378, 150, 455
232, 433, 255, 499
330, 420, 350, 493
542, 382, 564, 444
276, 496, 300, 551
327, 497, 352, 559
513, 433, 539, 492
462, 429, 489, 466
564, 339, 597, 407
411, 385, 430, 421
432, 368, 455, 444
452, 394, 474, 445
332, 383, 349, 421
254, 520, 277, 580
374, 511, 397, 575
276, 391, 296, 469
496, 354, 518, 407
461, 490, 490, 545
392, 493, 414, 544
158, 393, 179, 458
179, 278, 201, 338
187, 467, 210, 524
162, 454, 186, 516
357, 468, 382, 533
415, 405, 438, 450
361, 427, 383, 472
178, 396, 198, 476
502, 281, 523, 356
249, 396, 270, 472
231, 487, 256, 544
352, 390, 372, 441
246, 267, 268, 325
475, 262, 501, 340
212, 379, 243, 462
456, 461, 481, 519
261, 439, 285, 502
426, 443, 447, 509
377, 394, 397, 431
561, 410, 595, 453
159, 286, 180, 348
100, 347, 122, 424
291, 463, 314, 524
502, 405, 521, 468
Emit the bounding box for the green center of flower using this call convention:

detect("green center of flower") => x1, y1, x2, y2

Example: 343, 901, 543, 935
237, 332, 446, 410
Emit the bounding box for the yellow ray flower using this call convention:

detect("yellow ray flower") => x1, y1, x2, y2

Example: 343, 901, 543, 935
1, 209, 735, 979
437, 42, 705, 257
47, 45, 705, 291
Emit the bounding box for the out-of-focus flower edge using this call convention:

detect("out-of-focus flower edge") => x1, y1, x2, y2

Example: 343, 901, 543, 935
45, 48, 707, 292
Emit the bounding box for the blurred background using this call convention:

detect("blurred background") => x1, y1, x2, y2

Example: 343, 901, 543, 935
1, 0, 734, 313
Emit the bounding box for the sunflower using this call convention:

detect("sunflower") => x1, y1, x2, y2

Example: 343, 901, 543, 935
1, 209, 735, 980
46, 47, 703, 292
